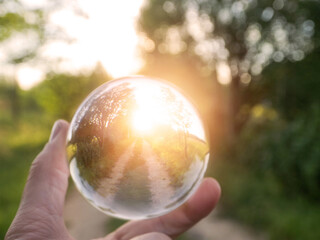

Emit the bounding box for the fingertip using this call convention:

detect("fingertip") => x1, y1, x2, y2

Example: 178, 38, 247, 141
50, 119, 69, 143
56, 119, 70, 129
44, 119, 69, 163
31, 119, 70, 179
45, 119, 70, 171
202, 177, 221, 205
184, 177, 221, 221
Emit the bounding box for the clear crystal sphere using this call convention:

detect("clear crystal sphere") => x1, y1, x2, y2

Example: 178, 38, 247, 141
67, 76, 209, 220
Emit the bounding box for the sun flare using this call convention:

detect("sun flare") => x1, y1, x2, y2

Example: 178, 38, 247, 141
14, 0, 144, 89
132, 108, 155, 133
131, 84, 170, 134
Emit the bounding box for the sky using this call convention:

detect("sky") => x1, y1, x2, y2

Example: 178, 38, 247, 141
1, 0, 145, 90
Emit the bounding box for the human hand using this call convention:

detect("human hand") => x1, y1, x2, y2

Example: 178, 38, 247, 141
5, 120, 221, 240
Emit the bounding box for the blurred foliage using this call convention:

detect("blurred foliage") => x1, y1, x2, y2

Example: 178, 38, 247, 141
235, 48, 320, 200
138, 0, 320, 239
0, 0, 320, 239
139, 0, 318, 136
235, 104, 320, 199
29, 72, 107, 120
0, 10, 43, 42
0, 65, 110, 238
214, 158, 320, 240
0, 0, 46, 65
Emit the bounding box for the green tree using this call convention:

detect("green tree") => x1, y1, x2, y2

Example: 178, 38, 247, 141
138, 0, 317, 138
0, 0, 46, 121
29, 64, 111, 120
0, 0, 46, 64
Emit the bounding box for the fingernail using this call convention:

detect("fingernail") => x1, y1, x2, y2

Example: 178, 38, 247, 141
50, 121, 61, 142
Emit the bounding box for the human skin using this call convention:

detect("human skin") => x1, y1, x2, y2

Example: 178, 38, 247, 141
5, 120, 221, 240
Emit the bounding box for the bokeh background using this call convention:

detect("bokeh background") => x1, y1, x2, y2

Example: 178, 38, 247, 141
1, 0, 320, 239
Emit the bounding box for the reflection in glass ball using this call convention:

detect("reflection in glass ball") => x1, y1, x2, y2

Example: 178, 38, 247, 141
67, 76, 209, 220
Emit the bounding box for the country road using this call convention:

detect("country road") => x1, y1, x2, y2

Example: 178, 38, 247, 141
96, 143, 135, 201
142, 141, 174, 206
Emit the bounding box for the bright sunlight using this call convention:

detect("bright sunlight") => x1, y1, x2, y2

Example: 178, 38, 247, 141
132, 108, 155, 133
15, 0, 144, 89
132, 84, 168, 134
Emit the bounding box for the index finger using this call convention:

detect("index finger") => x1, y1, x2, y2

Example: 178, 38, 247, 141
103, 178, 221, 240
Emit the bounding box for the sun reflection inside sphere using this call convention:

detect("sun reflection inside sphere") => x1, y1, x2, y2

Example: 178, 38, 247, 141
132, 108, 154, 133
67, 76, 209, 220
132, 85, 172, 134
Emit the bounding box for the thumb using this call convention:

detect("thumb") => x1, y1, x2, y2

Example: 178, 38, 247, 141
130, 232, 171, 240
20, 120, 70, 216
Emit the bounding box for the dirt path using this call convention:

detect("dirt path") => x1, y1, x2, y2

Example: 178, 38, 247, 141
64, 187, 110, 240
142, 141, 174, 205
97, 143, 135, 201
188, 209, 267, 240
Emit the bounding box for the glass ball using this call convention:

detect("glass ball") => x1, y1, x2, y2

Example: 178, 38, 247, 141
67, 76, 209, 220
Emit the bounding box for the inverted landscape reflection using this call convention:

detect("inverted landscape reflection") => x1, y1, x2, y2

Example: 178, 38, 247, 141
67, 76, 209, 220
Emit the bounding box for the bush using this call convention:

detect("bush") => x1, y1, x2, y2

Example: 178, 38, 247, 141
213, 103, 320, 239
235, 104, 320, 200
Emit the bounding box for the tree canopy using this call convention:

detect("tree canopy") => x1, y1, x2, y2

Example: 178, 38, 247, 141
138, 0, 318, 135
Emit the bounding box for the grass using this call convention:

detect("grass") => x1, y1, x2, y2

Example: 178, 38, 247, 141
212, 157, 320, 240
